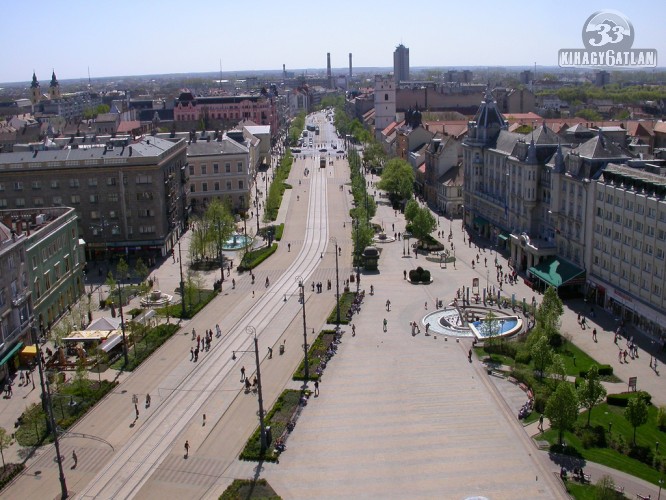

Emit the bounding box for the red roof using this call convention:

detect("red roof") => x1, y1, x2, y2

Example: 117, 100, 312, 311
117, 120, 141, 133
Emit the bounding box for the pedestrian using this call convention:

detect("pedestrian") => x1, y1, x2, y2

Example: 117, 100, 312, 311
202, 414, 206, 426
190, 347, 194, 361
184, 440, 190, 458
216, 324, 221, 337
403, 269, 407, 280
25, 372, 30, 385
383, 318, 387, 332
19, 371, 24, 385
192, 328, 196, 340
232, 278, 236, 289
623, 350, 628, 362
386, 299, 391, 311
577, 312, 581, 324
592, 328, 597, 342
314, 380, 319, 397
146, 394, 151, 407
351, 324, 356, 336
72, 450, 78, 469
288, 243, 291, 252
194, 348, 199, 362
424, 301, 428, 310
241, 366, 246, 381
425, 323, 430, 335
468, 349, 472, 362
252, 290, 255, 298
538, 414, 544, 432
135, 404, 140, 419
618, 349, 623, 363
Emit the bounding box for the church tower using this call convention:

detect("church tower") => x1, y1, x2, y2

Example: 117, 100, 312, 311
373, 75, 396, 140
30, 72, 41, 106
49, 70, 61, 100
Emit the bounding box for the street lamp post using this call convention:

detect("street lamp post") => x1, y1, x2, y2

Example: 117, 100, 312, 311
255, 175, 260, 235
216, 218, 224, 288
178, 239, 186, 317
233, 326, 267, 453
31, 326, 69, 499
295, 276, 309, 384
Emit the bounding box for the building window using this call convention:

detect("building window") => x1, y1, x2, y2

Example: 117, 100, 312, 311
88, 178, 98, 187
238, 180, 244, 190
107, 177, 117, 186
201, 164, 207, 175
136, 175, 152, 184
0, 199, 6, 208
71, 195, 80, 204
190, 184, 195, 193
202, 183, 208, 192
189, 165, 194, 175
213, 163, 219, 173
90, 194, 99, 203
237, 162, 243, 172
14, 181, 23, 191
226, 181, 232, 190
53, 196, 62, 205
15, 198, 25, 207
34, 197, 44, 206
108, 193, 118, 202
32, 181, 41, 189
214, 182, 220, 191
69, 179, 80, 188
225, 163, 231, 173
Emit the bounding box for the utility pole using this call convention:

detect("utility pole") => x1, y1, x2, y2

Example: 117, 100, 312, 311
178, 239, 186, 317
296, 276, 309, 384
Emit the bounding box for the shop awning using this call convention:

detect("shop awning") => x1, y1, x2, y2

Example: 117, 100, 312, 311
0, 342, 24, 367
99, 334, 123, 353
498, 231, 510, 241
528, 257, 586, 288
21, 345, 37, 356
473, 216, 489, 226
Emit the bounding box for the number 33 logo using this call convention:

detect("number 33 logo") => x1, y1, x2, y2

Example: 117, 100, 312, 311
588, 23, 625, 47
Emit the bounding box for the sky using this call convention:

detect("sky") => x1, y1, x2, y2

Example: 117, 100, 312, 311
3, 0, 666, 83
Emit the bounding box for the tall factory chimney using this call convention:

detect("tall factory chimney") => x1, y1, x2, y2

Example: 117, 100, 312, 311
349, 53, 352, 78
327, 52, 332, 88
283, 64, 286, 78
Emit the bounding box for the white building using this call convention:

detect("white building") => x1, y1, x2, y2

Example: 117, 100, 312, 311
374, 76, 396, 140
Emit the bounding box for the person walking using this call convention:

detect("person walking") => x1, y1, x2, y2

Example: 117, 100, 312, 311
592, 328, 597, 342
184, 440, 190, 458
240, 366, 246, 382
386, 299, 391, 311
424, 301, 428, 310
314, 380, 319, 397
268, 347, 273, 359
383, 318, 387, 332
190, 347, 194, 361
538, 414, 544, 433
72, 450, 78, 469
351, 324, 356, 336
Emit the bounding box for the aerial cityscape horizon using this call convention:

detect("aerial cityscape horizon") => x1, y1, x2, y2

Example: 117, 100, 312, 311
2, 0, 665, 83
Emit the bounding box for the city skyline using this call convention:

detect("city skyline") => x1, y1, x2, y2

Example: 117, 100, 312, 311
2, 0, 665, 84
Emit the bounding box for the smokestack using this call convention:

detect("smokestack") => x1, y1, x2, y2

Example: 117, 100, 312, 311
349, 53, 352, 78
327, 52, 331, 87
283, 64, 286, 78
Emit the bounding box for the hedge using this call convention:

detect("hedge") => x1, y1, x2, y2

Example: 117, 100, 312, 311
0, 463, 25, 492
579, 364, 614, 378
239, 244, 278, 271
607, 391, 652, 407
409, 267, 431, 283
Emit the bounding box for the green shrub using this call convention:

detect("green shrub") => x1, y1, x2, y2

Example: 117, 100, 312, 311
326, 292, 356, 325
606, 391, 652, 407
657, 406, 666, 430
408, 267, 431, 283
274, 223, 284, 241
515, 348, 531, 365
576, 424, 607, 449
128, 308, 143, 318
598, 364, 614, 376
549, 332, 564, 348
628, 444, 653, 465
485, 342, 518, 359
0, 463, 25, 491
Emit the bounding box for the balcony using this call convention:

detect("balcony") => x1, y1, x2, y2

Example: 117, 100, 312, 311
12, 290, 31, 308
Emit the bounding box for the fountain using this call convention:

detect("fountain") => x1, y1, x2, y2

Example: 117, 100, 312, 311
140, 290, 173, 307
222, 232, 253, 250
421, 305, 523, 339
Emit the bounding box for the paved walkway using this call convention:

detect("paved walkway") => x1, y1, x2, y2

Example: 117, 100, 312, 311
2, 114, 664, 498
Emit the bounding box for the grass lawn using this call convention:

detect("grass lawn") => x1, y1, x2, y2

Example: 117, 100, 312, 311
111, 323, 179, 371
219, 478, 281, 500
240, 389, 302, 462
293, 330, 337, 381
540, 403, 666, 485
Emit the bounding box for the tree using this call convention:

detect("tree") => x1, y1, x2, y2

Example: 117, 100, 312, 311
0, 427, 11, 470
544, 383, 579, 445
404, 199, 420, 224
530, 333, 553, 381
549, 354, 567, 386
134, 258, 149, 285
362, 141, 386, 170
536, 287, 563, 341
483, 310, 499, 344
624, 396, 649, 445
205, 198, 235, 270
575, 109, 603, 121
577, 365, 607, 427
410, 207, 437, 243
377, 158, 414, 202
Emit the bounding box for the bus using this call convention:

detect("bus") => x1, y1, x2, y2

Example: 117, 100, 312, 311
320, 157, 326, 168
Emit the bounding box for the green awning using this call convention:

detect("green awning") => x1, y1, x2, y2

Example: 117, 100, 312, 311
498, 233, 509, 241
473, 216, 489, 226
528, 257, 585, 288
0, 342, 24, 367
